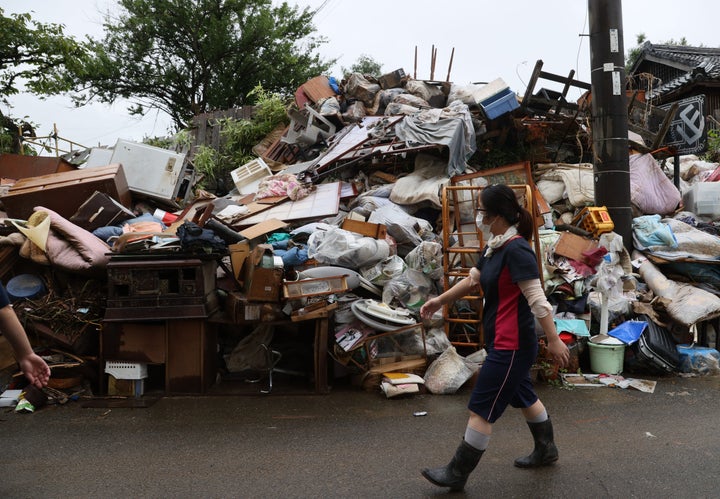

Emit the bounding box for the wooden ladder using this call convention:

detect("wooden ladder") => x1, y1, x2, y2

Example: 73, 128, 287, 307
441, 185, 486, 350
440, 183, 541, 351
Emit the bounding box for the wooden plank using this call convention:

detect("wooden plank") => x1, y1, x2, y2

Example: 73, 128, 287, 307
341, 218, 387, 239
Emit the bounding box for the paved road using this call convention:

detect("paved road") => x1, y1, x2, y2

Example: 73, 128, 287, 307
2, 373, 719, 498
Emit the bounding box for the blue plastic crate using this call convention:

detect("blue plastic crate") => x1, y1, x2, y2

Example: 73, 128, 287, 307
480, 87, 519, 120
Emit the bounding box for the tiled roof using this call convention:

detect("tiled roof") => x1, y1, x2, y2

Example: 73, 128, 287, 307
635, 43, 720, 97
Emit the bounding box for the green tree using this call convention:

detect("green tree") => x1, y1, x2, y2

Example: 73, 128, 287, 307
0, 8, 87, 152
62, 0, 333, 130
342, 54, 383, 78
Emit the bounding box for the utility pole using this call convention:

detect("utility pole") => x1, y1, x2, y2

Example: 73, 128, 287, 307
588, 0, 632, 252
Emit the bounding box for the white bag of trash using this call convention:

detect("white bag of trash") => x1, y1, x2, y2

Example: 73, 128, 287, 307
424, 346, 478, 395
307, 226, 390, 270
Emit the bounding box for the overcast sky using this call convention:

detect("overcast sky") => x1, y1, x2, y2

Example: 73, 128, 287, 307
3, 0, 720, 150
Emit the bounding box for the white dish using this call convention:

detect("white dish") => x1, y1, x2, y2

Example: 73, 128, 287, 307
357, 299, 415, 324
351, 302, 404, 332
351, 300, 418, 332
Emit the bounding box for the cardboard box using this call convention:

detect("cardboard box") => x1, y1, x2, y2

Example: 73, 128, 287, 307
244, 244, 283, 302
0, 163, 131, 220
553, 231, 599, 263
229, 240, 251, 286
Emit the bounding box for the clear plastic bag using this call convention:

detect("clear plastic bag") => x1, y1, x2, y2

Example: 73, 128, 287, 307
405, 241, 444, 280
424, 346, 476, 394
382, 268, 433, 310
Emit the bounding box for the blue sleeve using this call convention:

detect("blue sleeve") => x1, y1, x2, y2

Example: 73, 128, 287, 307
0, 283, 10, 308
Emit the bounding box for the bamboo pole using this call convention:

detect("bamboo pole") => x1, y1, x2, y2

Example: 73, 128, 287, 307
446, 47, 455, 82
414, 46, 418, 79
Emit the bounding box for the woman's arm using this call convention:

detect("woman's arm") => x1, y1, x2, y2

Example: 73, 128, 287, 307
0, 305, 51, 388
518, 278, 569, 367
420, 267, 481, 320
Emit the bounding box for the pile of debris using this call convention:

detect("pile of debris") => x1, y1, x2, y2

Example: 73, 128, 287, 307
2, 60, 720, 405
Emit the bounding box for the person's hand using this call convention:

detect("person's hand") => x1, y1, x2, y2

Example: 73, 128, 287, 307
546, 336, 570, 368
18, 353, 51, 388
420, 297, 442, 320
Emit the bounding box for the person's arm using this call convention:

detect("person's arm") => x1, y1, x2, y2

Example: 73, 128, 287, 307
0, 305, 51, 388
518, 278, 569, 367
420, 267, 481, 320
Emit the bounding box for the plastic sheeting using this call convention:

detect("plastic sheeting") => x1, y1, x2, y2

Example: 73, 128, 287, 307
394, 101, 476, 176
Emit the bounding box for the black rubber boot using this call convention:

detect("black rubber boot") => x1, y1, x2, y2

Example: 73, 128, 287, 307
514, 417, 559, 468
421, 440, 484, 491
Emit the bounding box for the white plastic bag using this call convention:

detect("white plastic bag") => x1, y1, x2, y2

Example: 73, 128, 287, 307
424, 346, 476, 394
307, 226, 390, 270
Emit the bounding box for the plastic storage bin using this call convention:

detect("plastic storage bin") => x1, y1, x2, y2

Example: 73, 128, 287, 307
572, 206, 614, 237
682, 182, 720, 218
104, 361, 148, 380
480, 87, 520, 120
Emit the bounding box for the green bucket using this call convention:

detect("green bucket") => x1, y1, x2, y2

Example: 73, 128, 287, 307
588, 335, 625, 374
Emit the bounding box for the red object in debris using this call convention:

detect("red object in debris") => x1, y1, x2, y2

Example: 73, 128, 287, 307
153, 208, 179, 225
559, 332, 576, 345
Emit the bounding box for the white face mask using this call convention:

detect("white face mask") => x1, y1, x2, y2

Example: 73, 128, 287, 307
476, 212, 495, 233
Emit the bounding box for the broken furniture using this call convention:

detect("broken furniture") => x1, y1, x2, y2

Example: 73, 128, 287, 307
104, 257, 219, 321
101, 255, 220, 394
101, 318, 217, 394
281, 103, 337, 150
294, 75, 338, 109
0, 163, 131, 221
441, 168, 543, 350
0, 153, 76, 181
440, 184, 485, 349
211, 305, 333, 394
521, 59, 591, 117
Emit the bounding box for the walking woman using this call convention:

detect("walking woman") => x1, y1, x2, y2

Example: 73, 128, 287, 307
419, 183, 569, 491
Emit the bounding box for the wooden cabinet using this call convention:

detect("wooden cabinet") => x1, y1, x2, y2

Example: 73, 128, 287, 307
101, 319, 217, 394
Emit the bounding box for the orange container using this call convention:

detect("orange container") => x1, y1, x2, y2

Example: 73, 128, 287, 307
572, 206, 614, 237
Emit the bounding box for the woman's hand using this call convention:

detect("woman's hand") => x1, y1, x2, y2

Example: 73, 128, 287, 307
420, 296, 442, 320
19, 353, 51, 388
545, 336, 570, 368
